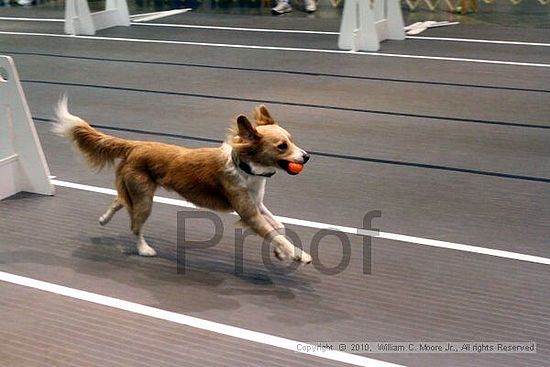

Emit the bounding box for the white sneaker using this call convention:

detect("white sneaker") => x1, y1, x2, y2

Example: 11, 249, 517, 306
272, 1, 292, 15
304, 0, 317, 13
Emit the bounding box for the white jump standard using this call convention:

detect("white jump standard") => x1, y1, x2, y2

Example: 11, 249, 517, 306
0, 56, 54, 200
339, 0, 405, 52
64, 0, 130, 35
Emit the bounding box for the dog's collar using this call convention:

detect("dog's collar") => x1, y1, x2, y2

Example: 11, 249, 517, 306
238, 161, 275, 177
231, 151, 275, 178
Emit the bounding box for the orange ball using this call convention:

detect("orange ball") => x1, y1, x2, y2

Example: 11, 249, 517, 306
287, 162, 304, 174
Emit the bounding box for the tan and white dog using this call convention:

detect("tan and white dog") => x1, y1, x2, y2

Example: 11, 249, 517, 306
53, 96, 312, 264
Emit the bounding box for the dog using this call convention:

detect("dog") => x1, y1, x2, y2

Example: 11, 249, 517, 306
53, 96, 312, 264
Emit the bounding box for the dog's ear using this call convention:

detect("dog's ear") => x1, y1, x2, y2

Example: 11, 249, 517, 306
254, 105, 276, 126
237, 115, 261, 140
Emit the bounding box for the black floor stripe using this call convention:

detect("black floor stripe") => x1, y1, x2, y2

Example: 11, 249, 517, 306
24, 80, 550, 130
35, 117, 550, 183
5, 50, 549, 93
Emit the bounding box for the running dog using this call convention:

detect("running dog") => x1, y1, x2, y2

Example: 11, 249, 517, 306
53, 96, 312, 264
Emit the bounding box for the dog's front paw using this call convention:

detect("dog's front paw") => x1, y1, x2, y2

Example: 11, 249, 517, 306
295, 251, 312, 264
274, 247, 288, 261
273, 247, 312, 265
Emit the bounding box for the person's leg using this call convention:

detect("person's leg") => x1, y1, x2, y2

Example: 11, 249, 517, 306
303, 0, 317, 13
272, 0, 292, 15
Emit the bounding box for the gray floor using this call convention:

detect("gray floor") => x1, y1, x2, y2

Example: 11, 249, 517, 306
0, 7, 549, 367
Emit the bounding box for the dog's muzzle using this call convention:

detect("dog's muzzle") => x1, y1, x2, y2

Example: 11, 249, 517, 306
278, 152, 310, 175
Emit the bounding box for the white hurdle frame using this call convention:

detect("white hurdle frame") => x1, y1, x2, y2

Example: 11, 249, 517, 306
64, 0, 130, 35
338, 0, 405, 52
0, 56, 54, 200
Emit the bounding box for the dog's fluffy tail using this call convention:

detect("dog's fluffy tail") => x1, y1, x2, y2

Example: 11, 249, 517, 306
53, 94, 135, 170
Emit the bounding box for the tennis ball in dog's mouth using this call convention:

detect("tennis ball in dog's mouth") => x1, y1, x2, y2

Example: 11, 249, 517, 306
287, 162, 304, 174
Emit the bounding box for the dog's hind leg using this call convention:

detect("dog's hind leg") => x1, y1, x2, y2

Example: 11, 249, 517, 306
124, 174, 158, 257
99, 197, 124, 226
101, 164, 131, 226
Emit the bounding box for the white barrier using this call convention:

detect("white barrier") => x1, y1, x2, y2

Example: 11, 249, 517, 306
64, 0, 130, 35
0, 56, 54, 200
338, 0, 405, 52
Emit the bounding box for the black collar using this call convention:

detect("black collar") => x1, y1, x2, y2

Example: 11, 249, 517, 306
232, 151, 275, 178
238, 161, 275, 177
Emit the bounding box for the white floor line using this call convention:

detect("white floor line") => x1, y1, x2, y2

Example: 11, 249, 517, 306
406, 36, 550, 47
1, 31, 549, 68
0, 16, 63, 22
0, 271, 403, 367
51, 179, 550, 266
2, 17, 549, 48
132, 22, 340, 35
134, 23, 550, 47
